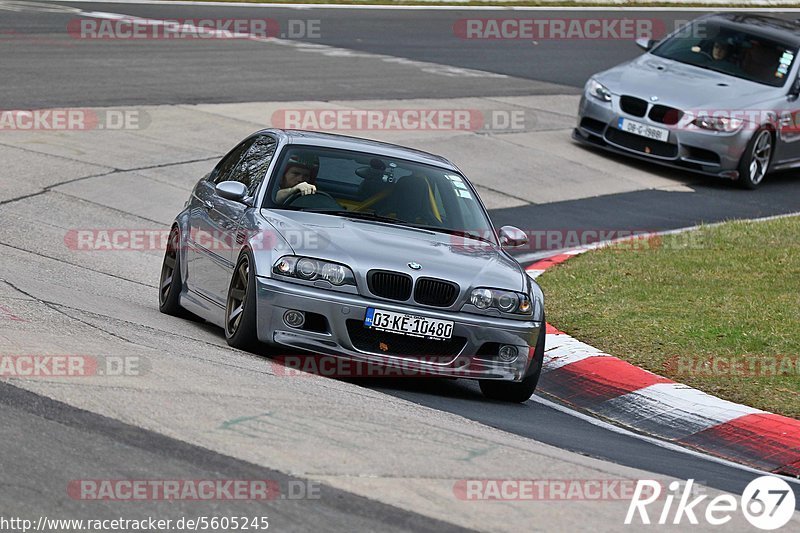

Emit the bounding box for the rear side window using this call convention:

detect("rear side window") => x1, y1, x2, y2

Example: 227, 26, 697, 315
230, 136, 277, 196
212, 139, 253, 185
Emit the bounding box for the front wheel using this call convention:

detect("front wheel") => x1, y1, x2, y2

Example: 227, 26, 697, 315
737, 128, 773, 189
479, 319, 546, 403
159, 226, 185, 316
225, 251, 260, 351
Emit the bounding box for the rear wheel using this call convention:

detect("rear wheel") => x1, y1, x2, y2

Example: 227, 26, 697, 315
159, 226, 185, 316
479, 318, 546, 403
737, 128, 772, 189
225, 251, 260, 350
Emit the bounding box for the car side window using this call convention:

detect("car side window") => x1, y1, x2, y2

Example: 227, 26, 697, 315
230, 135, 277, 196
212, 139, 255, 185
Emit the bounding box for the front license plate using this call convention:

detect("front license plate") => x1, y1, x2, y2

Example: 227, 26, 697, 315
617, 117, 669, 142
364, 308, 454, 340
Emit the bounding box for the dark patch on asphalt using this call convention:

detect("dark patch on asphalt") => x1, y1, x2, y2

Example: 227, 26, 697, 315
490, 168, 799, 256
0, 380, 473, 532
357, 377, 800, 509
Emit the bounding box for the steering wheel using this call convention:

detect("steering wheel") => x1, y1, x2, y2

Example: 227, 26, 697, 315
283, 190, 341, 209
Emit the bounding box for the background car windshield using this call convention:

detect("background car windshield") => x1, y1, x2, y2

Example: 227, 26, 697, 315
652, 21, 797, 87
266, 146, 496, 244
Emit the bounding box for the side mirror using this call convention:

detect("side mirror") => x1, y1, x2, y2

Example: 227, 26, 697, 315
789, 77, 800, 101
499, 226, 528, 248
215, 181, 248, 203
635, 37, 656, 51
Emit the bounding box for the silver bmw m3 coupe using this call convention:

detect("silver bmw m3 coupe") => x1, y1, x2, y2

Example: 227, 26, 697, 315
575, 13, 800, 188
159, 129, 545, 402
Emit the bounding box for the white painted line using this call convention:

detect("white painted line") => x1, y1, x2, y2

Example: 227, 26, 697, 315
74, 9, 507, 79
526, 269, 545, 279
30, 0, 800, 12
543, 333, 607, 371
529, 394, 800, 487
594, 382, 764, 440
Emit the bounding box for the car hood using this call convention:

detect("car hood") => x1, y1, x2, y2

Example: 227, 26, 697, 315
260, 209, 526, 293
596, 54, 779, 110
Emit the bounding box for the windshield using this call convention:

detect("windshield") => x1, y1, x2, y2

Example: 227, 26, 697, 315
263, 145, 497, 245
652, 21, 797, 87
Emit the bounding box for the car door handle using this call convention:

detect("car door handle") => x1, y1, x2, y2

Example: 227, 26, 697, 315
202, 200, 214, 210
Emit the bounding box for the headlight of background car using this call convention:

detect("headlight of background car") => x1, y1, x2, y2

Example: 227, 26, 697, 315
691, 114, 744, 133
273, 256, 355, 287
468, 288, 532, 315
586, 78, 612, 102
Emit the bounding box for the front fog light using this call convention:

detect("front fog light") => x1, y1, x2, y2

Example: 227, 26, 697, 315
284, 310, 305, 328
470, 288, 493, 309
498, 345, 519, 362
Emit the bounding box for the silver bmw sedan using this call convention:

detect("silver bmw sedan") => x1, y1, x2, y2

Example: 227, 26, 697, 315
159, 129, 545, 402
575, 13, 800, 188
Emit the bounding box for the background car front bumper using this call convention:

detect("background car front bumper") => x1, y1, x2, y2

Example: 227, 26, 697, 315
575, 94, 751, 179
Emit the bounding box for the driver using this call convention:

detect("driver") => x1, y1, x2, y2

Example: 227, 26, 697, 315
276, 153, 320, 203
712, 39, 732, 61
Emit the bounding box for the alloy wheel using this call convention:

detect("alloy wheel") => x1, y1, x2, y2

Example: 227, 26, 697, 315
226, 257, 249, 335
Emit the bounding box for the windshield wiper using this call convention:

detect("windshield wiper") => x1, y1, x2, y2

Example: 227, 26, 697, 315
304, 209, 407, 225
406, 224, 496, 246
304, 210, 493, 243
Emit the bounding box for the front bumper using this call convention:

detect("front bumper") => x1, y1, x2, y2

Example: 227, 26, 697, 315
255, 276, 542, 381
575, 94, 751, 179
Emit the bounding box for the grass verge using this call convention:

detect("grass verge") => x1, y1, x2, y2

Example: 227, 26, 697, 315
537, 216, 800, 419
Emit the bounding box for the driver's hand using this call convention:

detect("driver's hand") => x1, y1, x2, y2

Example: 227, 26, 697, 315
294, 182, 316, 196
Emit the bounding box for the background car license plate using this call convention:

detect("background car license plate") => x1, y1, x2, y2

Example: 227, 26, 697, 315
617, 117, 669, 142
364, 308, 453, 340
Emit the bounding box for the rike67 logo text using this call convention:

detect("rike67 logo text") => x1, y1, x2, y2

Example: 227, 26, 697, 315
626, 477, 796, 530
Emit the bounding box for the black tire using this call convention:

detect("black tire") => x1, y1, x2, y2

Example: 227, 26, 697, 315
224, 250, 260, 351
159, 226, 186, 316
479, 318, 546, 403
737, 127, 773, 190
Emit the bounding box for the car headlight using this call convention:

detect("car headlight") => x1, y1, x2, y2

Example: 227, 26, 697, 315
273, 256, 355, 287
468, 288, 532, 315
691, 114, 744, 133
586, 78, 612, 102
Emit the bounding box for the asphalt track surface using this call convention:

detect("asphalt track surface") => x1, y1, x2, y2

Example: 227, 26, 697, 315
0, 4, 793, 105
2, 1, 800, 530
2, 2, 799, 229
0, 382, 470, 532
